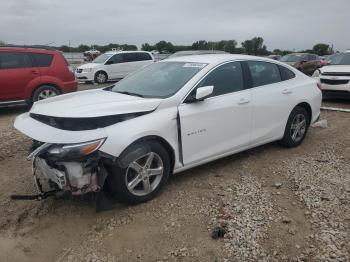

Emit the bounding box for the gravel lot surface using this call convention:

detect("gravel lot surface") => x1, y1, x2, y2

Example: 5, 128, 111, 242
0, 84, 349, 261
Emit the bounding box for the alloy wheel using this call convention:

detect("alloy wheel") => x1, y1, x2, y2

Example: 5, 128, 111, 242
37, 89, 58, 100
290, 113, 306, 142
96, 73, 106, 83
125, 152, 164, 197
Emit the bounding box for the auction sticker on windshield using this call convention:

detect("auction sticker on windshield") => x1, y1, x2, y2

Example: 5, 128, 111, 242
183, 63, 207, 68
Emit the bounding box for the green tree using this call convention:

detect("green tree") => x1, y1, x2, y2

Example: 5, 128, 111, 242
59, 45, 70, 52
154, 41, 174, 53
191, 40, 208, 50
78, 44, 90, 52
312, 43, 330, 56
242, 37, 268, 55
141, 43, 154, 51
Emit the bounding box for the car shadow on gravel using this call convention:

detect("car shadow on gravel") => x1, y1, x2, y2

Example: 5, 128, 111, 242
0, 105, 30, 115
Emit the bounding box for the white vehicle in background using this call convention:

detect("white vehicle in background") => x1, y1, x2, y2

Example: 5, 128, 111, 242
312, 52, 350, 98
75, 51, 154, 84
14, 55, 321, 205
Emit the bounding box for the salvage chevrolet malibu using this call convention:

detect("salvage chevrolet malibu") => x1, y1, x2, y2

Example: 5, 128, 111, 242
14, 55, 322, 205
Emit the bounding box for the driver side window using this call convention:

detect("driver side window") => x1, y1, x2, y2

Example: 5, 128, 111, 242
197, 62, 244, 97
106, 54, 123, 65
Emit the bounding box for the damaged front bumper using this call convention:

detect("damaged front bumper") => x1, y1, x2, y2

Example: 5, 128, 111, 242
11, 141, 109, 201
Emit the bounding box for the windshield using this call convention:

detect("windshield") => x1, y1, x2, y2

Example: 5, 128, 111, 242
92, 53, 113, 63
328, 53, 350, 65
111, 62, 207, 98
280, 54, 304, 62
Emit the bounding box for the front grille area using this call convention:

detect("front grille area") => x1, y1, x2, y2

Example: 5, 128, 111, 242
322, 72, 350, 76
320, 79, 349, 85
76, 68, 83, 73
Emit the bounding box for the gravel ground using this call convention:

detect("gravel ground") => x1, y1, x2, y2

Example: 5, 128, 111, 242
0, 87, 349, 261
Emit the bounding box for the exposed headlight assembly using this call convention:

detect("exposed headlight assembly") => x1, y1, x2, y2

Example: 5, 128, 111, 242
48, 138, 106, 158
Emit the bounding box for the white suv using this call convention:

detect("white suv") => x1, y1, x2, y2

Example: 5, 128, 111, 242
75, 51, 154, 84
312, 52, 350, 98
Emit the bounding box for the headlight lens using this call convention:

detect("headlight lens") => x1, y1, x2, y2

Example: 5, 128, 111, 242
83, 68, 92, 72
312, 69, 320, 78
48, 138, 105, 158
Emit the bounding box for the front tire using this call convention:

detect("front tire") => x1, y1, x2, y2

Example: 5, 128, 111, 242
32, 85, 60, 102
280, 106, 310, 148
105, 141, 170, 204
94, 71, 108, 84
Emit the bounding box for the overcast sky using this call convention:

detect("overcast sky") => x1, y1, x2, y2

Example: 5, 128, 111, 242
1, 0, 349, 51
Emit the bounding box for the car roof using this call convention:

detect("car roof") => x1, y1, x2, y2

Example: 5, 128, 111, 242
105, 50, 152, 55
162, 54, 283, 65
0, 46, 58, 54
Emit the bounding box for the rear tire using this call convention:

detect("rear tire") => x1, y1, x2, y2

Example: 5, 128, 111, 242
32, 85, 60, 102
94, 71, 108, 84
105, 141, 170, 204
280, 106, 310, 148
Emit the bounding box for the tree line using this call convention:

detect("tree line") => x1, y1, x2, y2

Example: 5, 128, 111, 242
141, 38, 333, 56
0, 38, 333, 56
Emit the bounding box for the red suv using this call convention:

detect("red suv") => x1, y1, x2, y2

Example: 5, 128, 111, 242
0, 46, 77, 106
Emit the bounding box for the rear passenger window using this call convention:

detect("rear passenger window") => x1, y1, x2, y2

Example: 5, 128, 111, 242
32, 53, 53, 67
198, 62, 244, 97
279, 65, 296, 81
0, 52, 32, 69
139, 53, 152, 61
122, 53, 136, 62
247, 61, 281, 87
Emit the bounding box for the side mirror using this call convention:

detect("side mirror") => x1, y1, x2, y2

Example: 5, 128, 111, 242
195, 85, 214, 100
185, 86, 214, 103
105, 60, 114, 65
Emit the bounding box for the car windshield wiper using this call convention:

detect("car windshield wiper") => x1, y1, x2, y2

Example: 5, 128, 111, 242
115, 91, 144, 98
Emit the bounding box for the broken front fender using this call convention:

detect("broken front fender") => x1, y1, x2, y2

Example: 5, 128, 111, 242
14, 113, 107, 144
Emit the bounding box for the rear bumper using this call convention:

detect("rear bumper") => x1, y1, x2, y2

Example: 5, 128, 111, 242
63, 80, 78, 93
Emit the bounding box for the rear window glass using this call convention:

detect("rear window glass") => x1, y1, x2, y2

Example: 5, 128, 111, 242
139, 53, 152, 61
248, 61, 282, 87
279, 65, 296, 81
32, 53, 53, 67
0, 52, 33, 69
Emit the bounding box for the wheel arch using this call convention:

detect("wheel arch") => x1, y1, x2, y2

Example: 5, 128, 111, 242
94, 70, 108, 79
295, 102, 312, 125
30, 83, 62, 102
118, 135, 176, 172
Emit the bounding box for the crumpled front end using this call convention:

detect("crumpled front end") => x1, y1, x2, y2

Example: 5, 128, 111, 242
11, 139, 110, 201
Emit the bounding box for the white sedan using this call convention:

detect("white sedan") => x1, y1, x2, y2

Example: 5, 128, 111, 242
14, 54, 322, 204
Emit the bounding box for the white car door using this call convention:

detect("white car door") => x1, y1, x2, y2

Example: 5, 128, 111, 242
246, 61, 296, 145
104, 54, 125, 79
179, 61, 252, 165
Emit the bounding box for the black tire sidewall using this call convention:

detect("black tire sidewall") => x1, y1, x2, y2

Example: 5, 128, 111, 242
105, 141, 171, 204
94, 71, 107, 84
32, 85, 60, 102
281, 106, 310, 148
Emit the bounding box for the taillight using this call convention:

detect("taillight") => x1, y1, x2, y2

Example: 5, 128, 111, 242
317, 82, 322, 91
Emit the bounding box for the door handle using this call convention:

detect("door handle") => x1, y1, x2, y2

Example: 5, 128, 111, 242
30, 70, 39, 75
282, 88, 292, 94
238, 98, 250, 105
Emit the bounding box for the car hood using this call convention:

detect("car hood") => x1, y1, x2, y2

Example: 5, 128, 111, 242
320, 65, 350, 73
77, 63, 102, 69
30, 89, 163, 118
